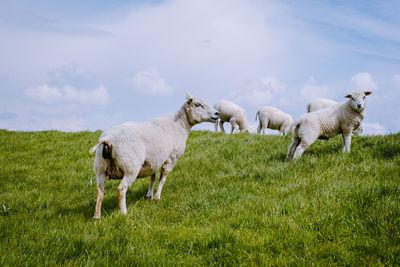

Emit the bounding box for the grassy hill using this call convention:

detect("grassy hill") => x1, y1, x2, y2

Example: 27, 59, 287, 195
0, 129, 399, 265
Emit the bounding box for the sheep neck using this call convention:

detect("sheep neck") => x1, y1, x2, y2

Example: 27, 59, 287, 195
174, 104, 193, 133
345, 101, 365, 119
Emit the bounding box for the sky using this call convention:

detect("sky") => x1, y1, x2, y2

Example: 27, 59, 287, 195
1, 0, 400, 134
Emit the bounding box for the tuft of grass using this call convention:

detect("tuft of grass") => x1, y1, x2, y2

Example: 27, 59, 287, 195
0, 129, 399, 265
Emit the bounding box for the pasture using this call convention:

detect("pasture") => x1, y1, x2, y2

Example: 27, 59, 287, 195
0, 129, 399, 265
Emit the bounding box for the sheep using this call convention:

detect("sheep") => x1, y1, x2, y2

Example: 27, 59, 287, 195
286, 91, 372, 160
213, 100, 249, 133
307, 98, 338, 113
255, 106, 293, 135
89, 93, 220, 219
307, 97, 363, 136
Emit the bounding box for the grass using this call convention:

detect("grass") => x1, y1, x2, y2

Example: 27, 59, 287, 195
0, 129, 399, 265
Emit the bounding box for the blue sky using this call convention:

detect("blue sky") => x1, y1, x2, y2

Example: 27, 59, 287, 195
1, 0, 399, 134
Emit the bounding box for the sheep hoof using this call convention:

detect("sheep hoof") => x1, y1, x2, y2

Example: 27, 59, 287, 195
120, 209, 127, 215
93, 215, 101, 220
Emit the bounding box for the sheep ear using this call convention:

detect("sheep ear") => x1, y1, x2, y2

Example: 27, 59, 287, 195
185, 92, 193, 104
185, 92, 193, 100
345, 94, 352, 98
364, 91, 372, 96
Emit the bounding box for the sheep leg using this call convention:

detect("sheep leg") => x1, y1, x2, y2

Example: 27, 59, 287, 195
353, 126, 362, 136
293, 139, 313, 159
279, 125, 285, 136
146, 173, 157, 199
262, 127, 267, 135
93, 146, 107, 220
229, 118, 239, 134
219, 121, 225, 133
153, 160, 175, 200
286, 137, 300, 160
214, 120, 219, 132
257, 121, 262, 134
342, 132, 352, 153
117, 169, 140, 215
93, 172, 106, 220
262, 119, 269, 135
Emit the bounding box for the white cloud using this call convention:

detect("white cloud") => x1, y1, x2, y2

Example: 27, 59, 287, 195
0, 114, 87, 132
299, 76, 330, 100
47, 63, 92, 86
260, 77, 287, 92
350, 72, 378, 92
130, 69, 174, 96
230, 76, 288, 108
233, 89, 274, 107
37, 117, 87, 132
361, 122, 387, 136
64, 85, 109, 105
25, 85, 109, 106
25, 85, 63, 104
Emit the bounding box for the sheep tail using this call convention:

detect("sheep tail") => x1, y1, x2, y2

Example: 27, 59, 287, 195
89, 142, 102, 154
306, 103, 311, 113
89, 140, 112, 158
289, 120, 301, 136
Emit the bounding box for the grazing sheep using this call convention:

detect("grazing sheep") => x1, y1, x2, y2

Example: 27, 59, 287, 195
89, 93, 220, 219
286, 91, 372, 160
255, 106, 293, 135
213, 100, 249, 134
307, 98, 338, 113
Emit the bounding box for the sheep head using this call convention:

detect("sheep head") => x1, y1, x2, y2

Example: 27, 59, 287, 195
185, 93, 220, 125
345, 91, 372, 112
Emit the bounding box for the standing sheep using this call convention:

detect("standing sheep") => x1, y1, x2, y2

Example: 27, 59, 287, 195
213, 100, 249, 134
286, 91, 372, 160
255, 106, 293, 135
307, 97, 363, 136
307, 98, 338, 113
89, 93, 220, 219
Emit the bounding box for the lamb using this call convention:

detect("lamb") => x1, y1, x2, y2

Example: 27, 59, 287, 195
286, 91, 372, 160
307, 97, 363, 136
307, 98, 337, 113
89, 93, 220, 219
213, 100, 249, 133
255, 106, 293, 135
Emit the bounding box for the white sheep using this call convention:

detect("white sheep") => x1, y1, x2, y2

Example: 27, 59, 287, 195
286, 91, 372, 160
213, 100, 249, 133
307, 97, 363, 136
307, 98, 338, 113
89, 93, 219, 219
255, 106, 293, 135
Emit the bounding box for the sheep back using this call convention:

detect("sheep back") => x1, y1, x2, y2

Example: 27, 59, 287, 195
307, 98, 338, 113
97, 117, 188, 178
214, 100, 248, 131
257, 106, 293, 130
296, 101, 363, 139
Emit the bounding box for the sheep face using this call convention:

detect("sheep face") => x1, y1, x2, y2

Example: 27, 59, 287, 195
185, 94, 220, 125
345, 91, 372, 112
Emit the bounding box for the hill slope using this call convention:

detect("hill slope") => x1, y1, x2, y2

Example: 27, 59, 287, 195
0, 130, 399, 265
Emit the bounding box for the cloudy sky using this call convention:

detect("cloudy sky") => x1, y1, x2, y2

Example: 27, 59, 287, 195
1, 0, 399, 134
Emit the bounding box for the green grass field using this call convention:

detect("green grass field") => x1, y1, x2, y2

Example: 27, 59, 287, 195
0, 129, 399, 265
